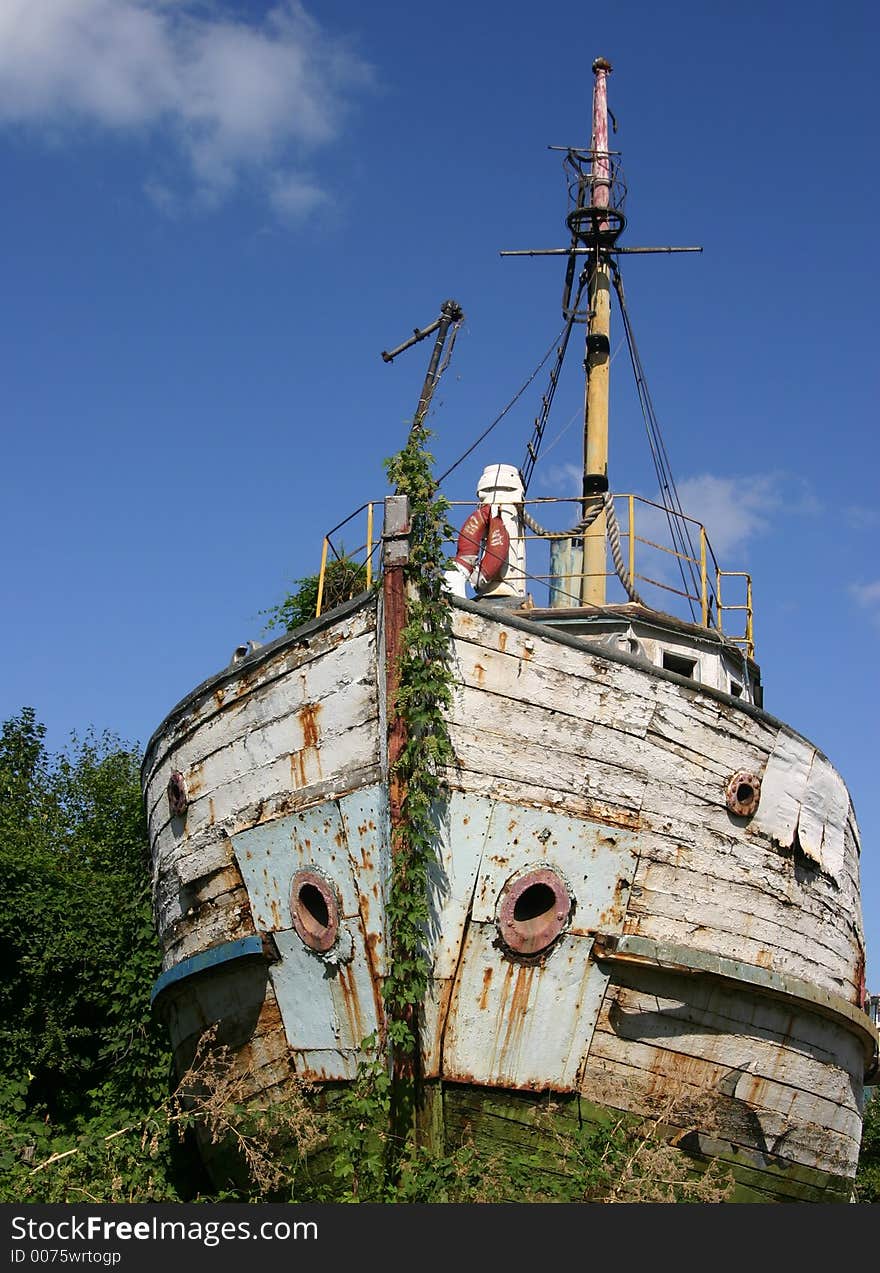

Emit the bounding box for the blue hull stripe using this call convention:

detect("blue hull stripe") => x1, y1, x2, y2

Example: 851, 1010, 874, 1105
151, 935, 267, 1005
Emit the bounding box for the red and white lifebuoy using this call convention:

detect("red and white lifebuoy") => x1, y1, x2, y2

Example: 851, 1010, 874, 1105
453, 503, 510, 590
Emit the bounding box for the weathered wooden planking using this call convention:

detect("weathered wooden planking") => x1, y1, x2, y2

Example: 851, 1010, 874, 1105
154, 758, 382, 957
797, 752, 849, 879
144, 612, 378, 826
156, 866, 251, 959
749, 731, 813, 851
447, 612, 861, 981
628, 861, 860, 992
146, 627, 378, 830
447, 726, 859, 994
162, 901, 255, 968
453, 609, 859, 879
580, 969, 862, 1176
622, 906, 858, 1004
629, 822, 849, 919
440, 1084, 846, 1203
451, 634, 655, 740
579, 1046, 857, 1176
145, 603, 377, 775
594, 980, 861, 1119
590, 1012, 860, 1147
147, 679, 379, 847
453, 608, 766, 755
452, 649, 855, 882
447, 720, 646, 815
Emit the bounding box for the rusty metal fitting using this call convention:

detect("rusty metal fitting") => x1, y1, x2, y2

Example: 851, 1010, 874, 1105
725, 771, 762, 817
167, 771, 188, 819
497, 867, 572, 956
290, 869, 340, 953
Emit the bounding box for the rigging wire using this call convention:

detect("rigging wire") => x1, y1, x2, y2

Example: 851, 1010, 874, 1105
520, 265, 590, 493
610, 259, 703, 621
436, 320, 572, 486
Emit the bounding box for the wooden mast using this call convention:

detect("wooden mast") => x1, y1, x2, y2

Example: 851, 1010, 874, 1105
581, 57, 613, 606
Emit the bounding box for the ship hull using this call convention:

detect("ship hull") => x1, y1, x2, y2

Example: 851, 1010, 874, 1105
143, 591, 876, 1202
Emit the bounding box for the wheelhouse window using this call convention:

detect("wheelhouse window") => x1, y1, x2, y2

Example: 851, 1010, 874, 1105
661, 650, 698, 681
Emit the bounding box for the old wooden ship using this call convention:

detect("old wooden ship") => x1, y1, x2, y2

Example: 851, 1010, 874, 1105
143, 59, 878, 1202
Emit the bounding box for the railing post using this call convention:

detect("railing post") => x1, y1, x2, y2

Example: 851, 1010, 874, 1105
628, 494, 635, 587
316, 537, 330, 617
746, 576, 754, 658
699, 527, 708, 627
366, 502, 374, 590
715, 568, 723, 633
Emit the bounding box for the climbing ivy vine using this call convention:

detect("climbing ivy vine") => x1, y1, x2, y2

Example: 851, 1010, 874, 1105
382, 423, 455, 1050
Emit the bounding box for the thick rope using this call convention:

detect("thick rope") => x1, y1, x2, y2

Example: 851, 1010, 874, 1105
603, 491, 646, 605
521, 502, 603, 538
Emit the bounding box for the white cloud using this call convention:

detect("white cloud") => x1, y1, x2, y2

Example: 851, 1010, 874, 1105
0, 1, 372, 216
850, 581, 880, 630
671, 473, 777, 558
268, 169, 327, 221
846, 505, 880, 530
850, 581, 880, 609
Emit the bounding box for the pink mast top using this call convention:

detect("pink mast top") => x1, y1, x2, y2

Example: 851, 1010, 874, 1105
591, 57, 612, 229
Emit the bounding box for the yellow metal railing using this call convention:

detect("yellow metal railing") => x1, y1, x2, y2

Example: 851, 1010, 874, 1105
314, 493, 755, 657
314, 501, 379, 618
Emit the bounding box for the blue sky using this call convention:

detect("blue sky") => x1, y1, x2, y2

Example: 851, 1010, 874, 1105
1, 1, 877, 987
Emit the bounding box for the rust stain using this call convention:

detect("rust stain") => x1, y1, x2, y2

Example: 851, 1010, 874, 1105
336, 963, 365, 1044
213, 687, 225, 709
299, 702, 322, 749
428, 979, 456, 1076
478, 966, 493, 1010
474, 662, 485, 686
521, 645, 533, 662
360, 925, 386, 1033
494, 961, 536, 1067
288, 703, 323, 789
755, 948, 773, 969
234, 669, 256, 699
208, 798, 215, 827
269, 898, 283, 930
586, 805, 641, 832
290, 752, 307, 788
598, 876, 631, 928
498, 632, 508, 652
855, 950, 866, 1008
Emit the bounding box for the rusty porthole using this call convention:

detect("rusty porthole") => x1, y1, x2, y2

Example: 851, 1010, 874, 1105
290, 869, 340, 953
167, 770, 188, 819
725, 770, 762, 817
497, 867, 572, 956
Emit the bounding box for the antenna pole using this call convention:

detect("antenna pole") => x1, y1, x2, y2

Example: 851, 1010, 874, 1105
581, 56, 613, 605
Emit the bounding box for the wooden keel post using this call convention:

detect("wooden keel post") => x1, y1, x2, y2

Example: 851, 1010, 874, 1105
381, 495, 420, 1146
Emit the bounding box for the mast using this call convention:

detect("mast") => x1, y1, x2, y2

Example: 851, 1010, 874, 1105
581, 56, 613, 606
